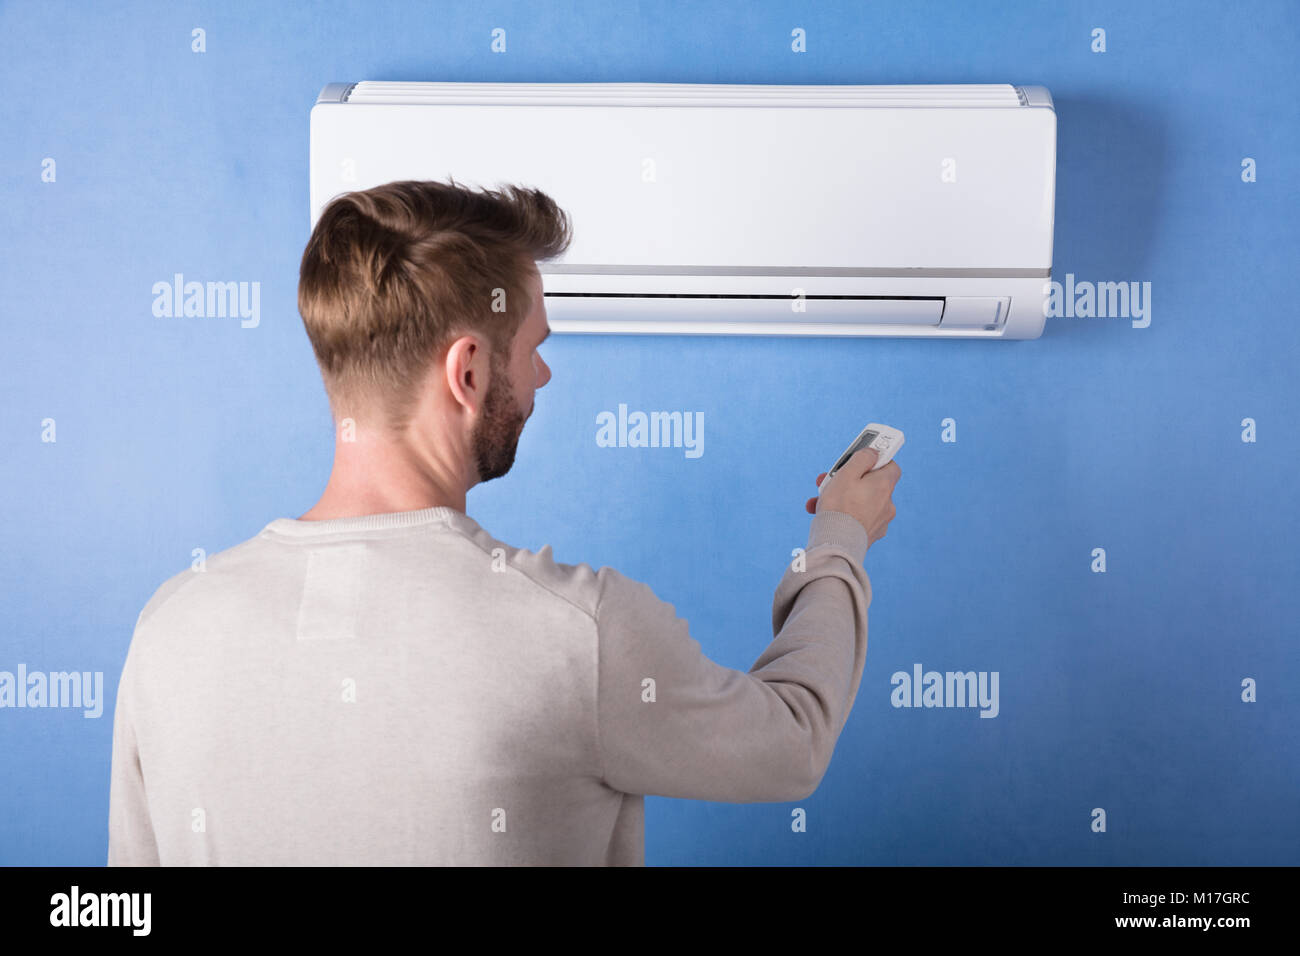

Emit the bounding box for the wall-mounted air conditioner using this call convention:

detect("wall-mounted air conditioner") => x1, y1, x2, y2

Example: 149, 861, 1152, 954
311, 81, 1056, 339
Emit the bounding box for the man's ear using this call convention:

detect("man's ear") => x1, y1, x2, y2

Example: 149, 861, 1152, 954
443, 334, 488, 415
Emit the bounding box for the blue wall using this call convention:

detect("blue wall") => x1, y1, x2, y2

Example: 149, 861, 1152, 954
1, 0, 1296, 865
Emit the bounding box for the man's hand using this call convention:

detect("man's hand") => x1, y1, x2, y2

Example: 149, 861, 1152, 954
804, 447, 900, 549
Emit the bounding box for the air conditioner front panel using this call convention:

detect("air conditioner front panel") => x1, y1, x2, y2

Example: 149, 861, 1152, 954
312, 102, 1054, 272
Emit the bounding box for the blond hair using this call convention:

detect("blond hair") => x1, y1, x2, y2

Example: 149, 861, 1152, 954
298, 178, 572, 432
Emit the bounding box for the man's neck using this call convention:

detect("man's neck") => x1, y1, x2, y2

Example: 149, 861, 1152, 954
298, 431, 470, 520
298, 487, 466, 521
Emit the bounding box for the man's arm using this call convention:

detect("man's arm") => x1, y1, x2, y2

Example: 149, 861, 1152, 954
107, 639, 160, 865
595, 509, 872, 802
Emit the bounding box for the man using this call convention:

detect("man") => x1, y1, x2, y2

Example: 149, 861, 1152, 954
108, 179, 900, 866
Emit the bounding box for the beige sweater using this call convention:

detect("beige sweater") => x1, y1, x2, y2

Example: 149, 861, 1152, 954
108, 506, 871, 865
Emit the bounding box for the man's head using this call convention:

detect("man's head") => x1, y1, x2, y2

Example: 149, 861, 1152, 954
297, 180, 571, 489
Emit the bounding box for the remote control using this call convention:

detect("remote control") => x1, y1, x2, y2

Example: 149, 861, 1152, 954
821, 423, 904, 490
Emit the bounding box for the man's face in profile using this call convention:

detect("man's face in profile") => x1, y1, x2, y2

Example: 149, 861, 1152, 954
472, 269, 551, 483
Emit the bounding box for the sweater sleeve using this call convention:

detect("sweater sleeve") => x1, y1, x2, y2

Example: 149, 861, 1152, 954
107, 636, 161, 866
595, 509, 872, 802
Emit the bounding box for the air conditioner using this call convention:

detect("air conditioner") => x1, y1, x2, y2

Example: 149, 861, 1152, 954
311, 81, 1056, 339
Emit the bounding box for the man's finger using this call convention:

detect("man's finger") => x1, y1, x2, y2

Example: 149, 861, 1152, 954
840, 446, 881, 480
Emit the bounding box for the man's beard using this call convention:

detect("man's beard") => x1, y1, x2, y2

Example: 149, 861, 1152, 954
472, 351, 528, 484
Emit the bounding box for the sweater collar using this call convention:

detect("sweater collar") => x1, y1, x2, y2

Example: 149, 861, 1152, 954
262, 505, 472, 537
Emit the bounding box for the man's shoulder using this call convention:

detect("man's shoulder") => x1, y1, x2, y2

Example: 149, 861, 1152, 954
448, 514, 617, 622
131, 530, 278, 637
